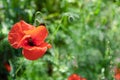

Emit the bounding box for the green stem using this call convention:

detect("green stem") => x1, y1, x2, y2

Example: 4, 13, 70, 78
14, 59, 24, 77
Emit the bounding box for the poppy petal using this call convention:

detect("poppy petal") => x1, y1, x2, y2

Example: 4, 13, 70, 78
24, 25, 48, 45
82, 78, 86, 80
115, 74, 120, 79
17, 35, 31, 49
40, 42, 52, 49
22, 47, 47, 60
68, 74, 81, 80
4, 63, 11, 72
8, 20, 35, 48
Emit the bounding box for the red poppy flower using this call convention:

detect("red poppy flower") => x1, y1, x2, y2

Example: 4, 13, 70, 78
68, 74, 86, 80
115, 68, 120, 80
8, 20, 51, 60
115, 74, 120, 80
81, 78, 86, 80
4, 63, 11, 72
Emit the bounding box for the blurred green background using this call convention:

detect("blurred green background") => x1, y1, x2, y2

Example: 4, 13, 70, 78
0, 0, 120, 80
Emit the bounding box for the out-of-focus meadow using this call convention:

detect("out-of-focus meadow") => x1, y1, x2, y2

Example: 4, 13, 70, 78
0, 0, 120, 80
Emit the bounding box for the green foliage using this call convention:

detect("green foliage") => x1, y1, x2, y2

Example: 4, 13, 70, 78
0, 0, 120, 80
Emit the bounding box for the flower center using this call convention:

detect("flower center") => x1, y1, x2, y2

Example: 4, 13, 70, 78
27, 38, 35, 46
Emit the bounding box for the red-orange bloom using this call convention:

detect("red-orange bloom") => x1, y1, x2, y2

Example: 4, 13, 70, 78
115, 68, 120, 80
8, 20, 51, 60
68, 74, 86, 80
4, 63, 11, 72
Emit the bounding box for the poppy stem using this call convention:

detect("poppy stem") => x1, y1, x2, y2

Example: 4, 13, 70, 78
48, 15, 66, 43
52, 24, 61, 37
48, 22, 61, 43
14, 59, 24, 76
